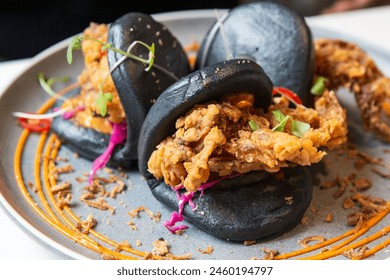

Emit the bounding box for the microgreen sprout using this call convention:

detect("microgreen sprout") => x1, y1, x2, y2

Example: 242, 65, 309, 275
67, 35, 158, 117
272, 110, 310, 138
67, 35, 155, 72
13, 73, 72, 120
38, 72, 70, 101
67, 35, 83, 64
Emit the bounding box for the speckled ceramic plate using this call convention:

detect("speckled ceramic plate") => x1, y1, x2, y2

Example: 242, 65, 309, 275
1, 10, 390, 260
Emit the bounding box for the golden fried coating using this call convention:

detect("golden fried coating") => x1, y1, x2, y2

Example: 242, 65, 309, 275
148, 91, 347, 192
315, 38, 390, 142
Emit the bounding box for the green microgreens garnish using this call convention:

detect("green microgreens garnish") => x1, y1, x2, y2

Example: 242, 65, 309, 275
272, 110, 310, 138
96, 82, 113, 117
310, 76, 328, 96
67, 35, 155, 72
67, 35, 156, 117
67, 36, 83, 64
248, 119, 260, 132
38, 72, 70, 101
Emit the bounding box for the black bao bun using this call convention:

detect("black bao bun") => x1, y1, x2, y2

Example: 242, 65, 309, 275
195, 1, 315, 106
51, 12, 190, 167
138, 59, 314, 241
107, 12, 190, 160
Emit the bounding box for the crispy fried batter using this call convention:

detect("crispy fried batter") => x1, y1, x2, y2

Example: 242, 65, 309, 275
315, 38, 390, 142
148, 91, 347, 192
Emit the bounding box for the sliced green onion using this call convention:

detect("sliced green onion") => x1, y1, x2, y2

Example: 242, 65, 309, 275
310, 76, 328, 96
248, 119, 259, 132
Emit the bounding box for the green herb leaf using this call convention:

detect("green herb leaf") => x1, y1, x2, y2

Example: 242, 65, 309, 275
248, 119, 259, 132
292, 120, 310, 138
310, 76, 328, 96
96, 92, 108, 117
271, 110, 310, 137
95, 82, 113, 117
272, 110, 290, 132
67, 35, 83, 64
104, 92, 113, 102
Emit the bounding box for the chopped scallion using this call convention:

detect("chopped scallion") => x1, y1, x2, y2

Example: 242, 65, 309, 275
248, 119, 259, 132
310, 76, 328, 96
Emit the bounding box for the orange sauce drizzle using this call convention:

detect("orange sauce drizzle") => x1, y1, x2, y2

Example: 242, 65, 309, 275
13, 84, 390, 260
274, 204, 390, 260
13, 86, 191, 259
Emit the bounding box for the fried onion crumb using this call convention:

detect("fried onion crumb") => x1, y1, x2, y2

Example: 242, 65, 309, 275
198, 245, 214, 255
128, 206, 161, 222
260, 248, 279, 260
153, 238, 170, 256
76, 214, 97, 234
299, 236, 326, 248
243, 240, 257, 246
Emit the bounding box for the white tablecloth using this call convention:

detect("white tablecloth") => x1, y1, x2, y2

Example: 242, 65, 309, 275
1, 5, 390, 260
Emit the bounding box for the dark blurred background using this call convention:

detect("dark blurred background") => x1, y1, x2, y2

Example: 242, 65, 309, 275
0, 0, 388, 61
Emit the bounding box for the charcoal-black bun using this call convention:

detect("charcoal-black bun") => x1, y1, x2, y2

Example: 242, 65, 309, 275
195, 1, 315, 106
107, 12, 190, 161
51, 12, 190, 167
151, 168, 312, 241
138, 59, 313, 241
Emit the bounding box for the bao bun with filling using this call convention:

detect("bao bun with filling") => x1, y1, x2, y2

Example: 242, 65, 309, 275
138, 59, 322, 241
51, 12, 190, 167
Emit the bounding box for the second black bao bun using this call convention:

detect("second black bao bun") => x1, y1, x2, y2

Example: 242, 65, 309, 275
195, 1, 315, 107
